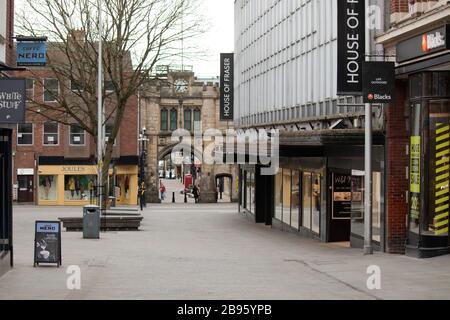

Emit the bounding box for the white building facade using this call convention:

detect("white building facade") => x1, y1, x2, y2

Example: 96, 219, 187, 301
234, 0, 393, 253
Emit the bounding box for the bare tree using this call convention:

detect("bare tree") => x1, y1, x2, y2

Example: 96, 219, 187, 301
16, 0, 206, 204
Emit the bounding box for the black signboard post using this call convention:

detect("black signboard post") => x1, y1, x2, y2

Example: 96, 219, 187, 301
362, 61, 395, 104
220, 53, 234, 121
34, 221, 62, 267
0, 78, 26, 124
332, 173, 352, 220
337, 0, 365, 95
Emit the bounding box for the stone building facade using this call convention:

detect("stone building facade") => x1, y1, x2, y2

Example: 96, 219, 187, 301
140, 69, 238, 203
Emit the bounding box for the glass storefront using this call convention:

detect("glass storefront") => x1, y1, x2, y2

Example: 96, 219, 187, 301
38, 175, 58, 201
37, 165, 138, 206
408, 72, 450, 252
64, 175, 97, 201
272, 168, 321, 236
241, 169, 255, 214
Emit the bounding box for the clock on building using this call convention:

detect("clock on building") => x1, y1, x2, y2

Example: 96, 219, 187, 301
174, 79, 189, 93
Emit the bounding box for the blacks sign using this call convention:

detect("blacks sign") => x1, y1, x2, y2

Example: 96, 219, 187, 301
34, 221, 62, 267
0, 79, 26, 123
220, 53, 234, 121
337, 0, 365, 95
362, 61, 395, 103
397, 25, 450, 63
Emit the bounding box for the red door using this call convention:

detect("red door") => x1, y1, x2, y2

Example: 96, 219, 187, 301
17, 175, 34, 203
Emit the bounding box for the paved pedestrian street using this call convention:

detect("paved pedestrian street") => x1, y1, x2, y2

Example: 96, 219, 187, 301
0, 204, 449, 300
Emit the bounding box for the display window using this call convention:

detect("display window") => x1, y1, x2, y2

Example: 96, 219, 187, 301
64, 175, 97, 201
38, 175, 58, 201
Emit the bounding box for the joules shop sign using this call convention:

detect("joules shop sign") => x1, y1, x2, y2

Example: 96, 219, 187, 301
337, 0, 365, 95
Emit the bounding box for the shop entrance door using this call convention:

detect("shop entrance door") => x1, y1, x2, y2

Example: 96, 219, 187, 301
17, 175, 34, 203
328, 171, 352, 242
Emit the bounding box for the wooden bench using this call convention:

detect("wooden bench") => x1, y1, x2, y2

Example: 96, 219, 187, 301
59, 216, 143, 232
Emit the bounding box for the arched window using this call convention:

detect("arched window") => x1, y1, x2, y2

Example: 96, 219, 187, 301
193, 109, 201, 131
160, 108, 168, 131
170, 109, 178, 131
184, 109, 192, 131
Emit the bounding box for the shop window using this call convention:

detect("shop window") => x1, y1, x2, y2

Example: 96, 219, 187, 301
184, 109, 192, 131
105, 123, 116, 145
351, 171, 382, 242
71, 80, 84, 93
64, 175, 97, 201
312, 173, 321, 235
69, 124, 85, 145
246, 171, 254, 213
170, 109, 178, 131
274, 170, 283, 221
426, 100, 450, 237
38, 176, 57, 201
282, 169, 291, 226
26, 78, 34, 101
105, 80, 115, 92
409, 102, 422, 235
302, 172, 312, 229
291, 170, 300, 230
160, 109, 168, 131
43, 122, 59, 145
44, 78, 59, 102
17, 123, 33, 145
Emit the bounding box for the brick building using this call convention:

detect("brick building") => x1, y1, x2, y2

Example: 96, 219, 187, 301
139, 67, 238, 203
0, 0, 16, 276
12, 34, 139, 206
378, 0, 450, 257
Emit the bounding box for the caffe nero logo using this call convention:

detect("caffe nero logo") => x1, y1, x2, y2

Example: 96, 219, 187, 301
367, 93, 391, 101
422, 31, 445, 53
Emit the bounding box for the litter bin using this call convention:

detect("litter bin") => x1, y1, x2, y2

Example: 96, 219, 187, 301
83, 205, 100, 239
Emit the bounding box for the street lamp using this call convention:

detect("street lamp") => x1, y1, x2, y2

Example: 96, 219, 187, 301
138, 128, 149, 202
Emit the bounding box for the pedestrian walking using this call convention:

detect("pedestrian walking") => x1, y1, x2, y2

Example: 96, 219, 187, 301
160, 182, 166, 201
192, 184, 200, 203
139, 181, 146, 211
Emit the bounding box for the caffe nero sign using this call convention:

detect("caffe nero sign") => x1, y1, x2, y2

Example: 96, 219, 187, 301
397, 25, 450, 63
0, 79, 26, 124
362, 62, 395, 103
337, 0, 365, 95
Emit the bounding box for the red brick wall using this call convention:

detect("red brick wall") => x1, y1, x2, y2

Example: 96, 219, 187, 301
386, 79, 409, 254
5, 0, 14, 67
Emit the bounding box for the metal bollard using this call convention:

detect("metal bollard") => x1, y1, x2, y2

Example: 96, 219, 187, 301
184, 192, 187, 203
172, 192, 175, 203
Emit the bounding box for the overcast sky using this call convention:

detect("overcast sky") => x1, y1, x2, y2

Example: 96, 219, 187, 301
14, 0, 234, 78
192, 0, 234, 78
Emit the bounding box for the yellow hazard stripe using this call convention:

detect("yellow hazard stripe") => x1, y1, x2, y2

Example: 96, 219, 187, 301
436, 204, 449, 213
436, 188, 449, 198
436, 181, 449, 189
437, 133, 450, 142
436, 196, 449, 205
436, 165, 450, 174
435, 220, 449, 228
435, 212, 449, 221
436, 172, 449, 182
437, 158, 450, 166
435, 227, 449, 236
436, 126, 450, 135
436, 141, 450, 150
436, 149, 450, 158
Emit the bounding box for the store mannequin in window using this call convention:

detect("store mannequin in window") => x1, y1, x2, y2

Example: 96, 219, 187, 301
42, 176, 52, 200
68, 177, 76, 199
124, 175, 130, 199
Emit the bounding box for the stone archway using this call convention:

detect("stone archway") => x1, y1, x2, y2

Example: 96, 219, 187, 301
215, 173, 233, 203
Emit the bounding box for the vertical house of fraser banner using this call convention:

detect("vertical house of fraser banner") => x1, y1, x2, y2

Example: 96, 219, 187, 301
220, 53, 234, 121
337, 0, 365, 95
